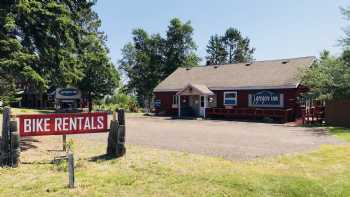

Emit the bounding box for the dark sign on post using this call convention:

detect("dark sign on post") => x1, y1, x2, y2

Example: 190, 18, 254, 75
58, 88, 79, 97
154, 99, 161, 108
17, 112, 108, 137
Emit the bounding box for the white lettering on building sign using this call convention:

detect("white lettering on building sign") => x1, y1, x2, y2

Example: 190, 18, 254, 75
249, 90, 284, 107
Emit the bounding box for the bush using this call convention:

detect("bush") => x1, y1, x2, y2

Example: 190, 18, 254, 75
99, 91, 140, 112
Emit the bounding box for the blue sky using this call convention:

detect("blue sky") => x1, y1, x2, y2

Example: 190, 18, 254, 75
93, 0, 349, 65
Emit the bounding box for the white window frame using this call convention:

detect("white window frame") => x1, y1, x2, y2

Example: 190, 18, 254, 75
223, 91, 238, 106
173, 95, 178, 105
172, 95, 179, 108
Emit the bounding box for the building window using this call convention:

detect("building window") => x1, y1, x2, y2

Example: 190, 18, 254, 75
224, 91, 237, 106
200, 96, 205, 107
173, 95, 179, 105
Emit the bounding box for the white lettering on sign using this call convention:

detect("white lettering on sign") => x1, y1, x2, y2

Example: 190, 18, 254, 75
24, 119, 31, 133
76, 117, 83, 130
84, 118, 90, 130
19, 112, 108, 137
62, 117, 69, 131
24, 118, 51, 132
55, 118, 62, 131
97, 116, 104, 129
254, 95, 279, 104
21, 116, 106, 134
44, 118, 50, 131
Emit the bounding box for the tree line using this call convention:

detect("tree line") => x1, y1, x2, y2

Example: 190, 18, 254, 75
1, 0, 255, 109
3, 1, 348, 110
119, 19, 255, 108
0, 0, 119, 110
300, 7, 350, 100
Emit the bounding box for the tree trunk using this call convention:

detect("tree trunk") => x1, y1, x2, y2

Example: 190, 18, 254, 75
88, 91, 93, 112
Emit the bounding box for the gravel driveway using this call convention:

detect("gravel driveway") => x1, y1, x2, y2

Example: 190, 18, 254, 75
79, 115, 343, 160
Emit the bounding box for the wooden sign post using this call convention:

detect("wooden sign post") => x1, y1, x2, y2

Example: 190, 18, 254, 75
106, 109, 126, 157
1, 107, 20, 167
67, 152, 75, 188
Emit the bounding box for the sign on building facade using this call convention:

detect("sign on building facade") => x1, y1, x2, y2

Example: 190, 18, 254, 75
248, 90, 284, 107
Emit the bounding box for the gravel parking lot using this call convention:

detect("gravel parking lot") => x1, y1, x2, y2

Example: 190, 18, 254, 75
79, 115, 343, 160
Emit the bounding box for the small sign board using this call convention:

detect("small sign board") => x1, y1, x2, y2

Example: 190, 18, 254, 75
18, 112, 108, 137
59, 88, 79, 97
248, 90, 284, 107
55, 87, 81, 100
154, 99, 161, 108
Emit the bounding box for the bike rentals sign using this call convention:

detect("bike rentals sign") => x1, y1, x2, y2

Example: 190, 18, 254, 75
17, 112, 108, 137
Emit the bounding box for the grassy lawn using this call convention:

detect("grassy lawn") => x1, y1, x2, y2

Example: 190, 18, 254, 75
329, 127, 350, 142
0, 140, 350, 196
11, 108, 54, 115
0, 108, 350, 196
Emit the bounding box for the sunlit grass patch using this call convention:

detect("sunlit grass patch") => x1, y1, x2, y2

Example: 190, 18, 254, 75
11, 108, 53, 115
0, 140, 350, 196
329, 127, 350, 142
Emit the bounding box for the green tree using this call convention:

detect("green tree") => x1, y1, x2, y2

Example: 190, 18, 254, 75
0, 0, 47, 103
206, 35, 227, 65
119, 18, 199, 108
78, 35, 119, 111
163, 18, 200, 78
300, 51, 350, 100
341, 50, 350, 67
341, 7, 350, 47
0, 0, 85, 103
0, 0, 119, 108
223, 28, 255, 63
205, 28, 255, 65
76, 2, 120, 111
119, 29, 164, 108
341, 7, 350, 66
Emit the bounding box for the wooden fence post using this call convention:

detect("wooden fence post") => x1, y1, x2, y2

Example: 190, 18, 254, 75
106, 109, 126, 158
1, 107, 20, 167
9, 120, 20, 167
118, 109, 125, 126
1, 107, 10, 166
106, 111, 118, 156
67, 152, 75, 188
62, 135, 67, 151
117, 109, 126, 157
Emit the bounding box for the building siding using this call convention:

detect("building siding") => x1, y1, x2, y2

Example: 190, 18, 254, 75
154, 87, 305, 120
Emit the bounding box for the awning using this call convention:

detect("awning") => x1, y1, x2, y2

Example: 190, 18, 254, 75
176, 83, 214, 96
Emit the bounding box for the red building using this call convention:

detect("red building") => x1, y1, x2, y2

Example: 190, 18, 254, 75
153, 56, 315, 122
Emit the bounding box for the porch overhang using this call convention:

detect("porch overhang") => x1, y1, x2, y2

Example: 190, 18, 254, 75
176, 83, 214, 96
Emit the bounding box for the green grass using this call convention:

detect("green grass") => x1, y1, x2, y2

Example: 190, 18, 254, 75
11, 108, 53, 115
329, 127, 350, 142
1, 139, 350, 196
0, 108, 350, 196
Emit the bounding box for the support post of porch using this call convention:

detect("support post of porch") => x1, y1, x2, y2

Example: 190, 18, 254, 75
204, 95, 208, 118
178, 95, 181, 118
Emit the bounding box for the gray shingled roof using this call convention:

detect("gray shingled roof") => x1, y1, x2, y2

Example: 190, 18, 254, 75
176, 83, 215, 96
154, 56, 315, 92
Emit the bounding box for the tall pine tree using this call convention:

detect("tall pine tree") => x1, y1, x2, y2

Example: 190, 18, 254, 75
205, 27, 255, 65
206, 35, 227, 65
0, 0, 119, 108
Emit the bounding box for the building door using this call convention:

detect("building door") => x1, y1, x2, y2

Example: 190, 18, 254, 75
200, 96, 205, 117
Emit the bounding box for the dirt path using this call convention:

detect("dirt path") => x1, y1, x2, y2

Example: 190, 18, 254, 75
75, 115, 343, 160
